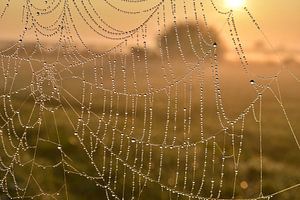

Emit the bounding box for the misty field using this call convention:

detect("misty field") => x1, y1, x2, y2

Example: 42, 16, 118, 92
0, 48, 299, 200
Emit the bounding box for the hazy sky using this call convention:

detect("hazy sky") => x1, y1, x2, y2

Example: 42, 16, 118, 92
236, 0, 300, 50
0, 0, 299, 55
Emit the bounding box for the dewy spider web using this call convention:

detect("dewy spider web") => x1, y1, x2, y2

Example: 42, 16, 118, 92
0, 0, 299, 199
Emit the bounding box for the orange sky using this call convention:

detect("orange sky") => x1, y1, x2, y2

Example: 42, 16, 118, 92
0, 0, 299, 60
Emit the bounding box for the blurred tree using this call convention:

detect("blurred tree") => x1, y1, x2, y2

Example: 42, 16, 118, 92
157, 21, 226, 60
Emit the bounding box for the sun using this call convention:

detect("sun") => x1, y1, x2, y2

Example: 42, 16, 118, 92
225, 0, 245, 9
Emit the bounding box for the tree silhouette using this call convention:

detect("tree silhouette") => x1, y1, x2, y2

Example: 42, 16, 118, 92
158, 21, 226, 60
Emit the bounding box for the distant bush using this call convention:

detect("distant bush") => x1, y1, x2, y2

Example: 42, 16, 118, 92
157, 21, 226, 60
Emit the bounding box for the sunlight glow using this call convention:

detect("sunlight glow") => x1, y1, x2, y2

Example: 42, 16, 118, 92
225, 0, 245, 9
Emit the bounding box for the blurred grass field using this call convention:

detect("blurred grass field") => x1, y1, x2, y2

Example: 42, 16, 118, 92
0, 46, 299, 200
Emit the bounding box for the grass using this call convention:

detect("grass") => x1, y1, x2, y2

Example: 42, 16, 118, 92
0, 50, 299, 200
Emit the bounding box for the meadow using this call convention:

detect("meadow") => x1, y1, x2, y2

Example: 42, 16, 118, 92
0, 43, 299, 200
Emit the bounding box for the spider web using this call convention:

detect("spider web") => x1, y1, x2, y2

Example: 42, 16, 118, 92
0, 0, 299, 199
